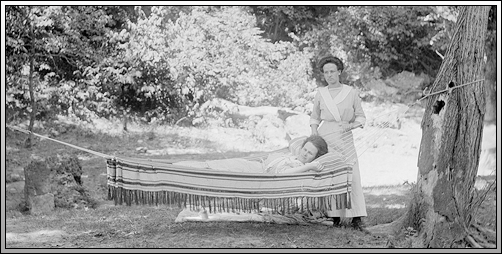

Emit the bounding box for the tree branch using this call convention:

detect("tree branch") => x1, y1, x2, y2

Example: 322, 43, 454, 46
465, 235, 482, 248
469, 232, 496, 248
32, 53, 78, 66
472, 222, 496, 239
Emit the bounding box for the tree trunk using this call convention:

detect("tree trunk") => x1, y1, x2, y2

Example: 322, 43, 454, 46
407, 6, 490, 248
26, 12, 36, 148
483, 6, 497, 124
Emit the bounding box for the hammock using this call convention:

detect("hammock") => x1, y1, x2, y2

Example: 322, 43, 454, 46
106, 138, 353, 215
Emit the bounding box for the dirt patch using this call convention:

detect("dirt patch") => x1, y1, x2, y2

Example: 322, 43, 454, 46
6, 230, 67, 248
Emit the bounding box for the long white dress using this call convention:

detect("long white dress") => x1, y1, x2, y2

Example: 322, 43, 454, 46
310, 84, 367, 218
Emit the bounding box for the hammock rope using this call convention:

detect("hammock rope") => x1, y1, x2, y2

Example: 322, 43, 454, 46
6, 124, 113, 159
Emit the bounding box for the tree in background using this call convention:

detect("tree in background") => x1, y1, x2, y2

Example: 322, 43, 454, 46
5, 6, 118, 145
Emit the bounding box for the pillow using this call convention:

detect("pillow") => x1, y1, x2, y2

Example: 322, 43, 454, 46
288, 136, 307, 154
313, 150, 350, 171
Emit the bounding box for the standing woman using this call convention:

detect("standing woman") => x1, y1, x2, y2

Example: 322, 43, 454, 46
309, 54, 368, 232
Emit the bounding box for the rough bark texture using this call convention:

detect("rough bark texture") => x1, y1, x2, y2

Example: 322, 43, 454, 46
26, 18, 36, 148
410, 6, 490, 248
483, 7, 497, 123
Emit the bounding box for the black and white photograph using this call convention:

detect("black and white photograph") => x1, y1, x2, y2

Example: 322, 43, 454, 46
2, 2, 500, 251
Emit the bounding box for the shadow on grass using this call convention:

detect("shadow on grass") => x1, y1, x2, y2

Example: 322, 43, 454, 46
363, 184, 413, 227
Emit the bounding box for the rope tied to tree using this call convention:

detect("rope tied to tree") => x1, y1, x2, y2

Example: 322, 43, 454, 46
418, 79, 485, 103
6, 124, 113, 159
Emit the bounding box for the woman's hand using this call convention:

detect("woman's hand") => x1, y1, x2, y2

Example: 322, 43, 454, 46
341, 122, 353, 132
342, 122, 363, 132
308, 161, 323, 172
310, 124, 319, 136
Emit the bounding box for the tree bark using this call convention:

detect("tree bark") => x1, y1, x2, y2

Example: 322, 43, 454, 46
26, 10, 36, 148
407, 6, 490, 248
483, 7, 497, 123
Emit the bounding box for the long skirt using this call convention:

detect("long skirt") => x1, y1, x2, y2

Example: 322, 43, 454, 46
318, 121, 367, 218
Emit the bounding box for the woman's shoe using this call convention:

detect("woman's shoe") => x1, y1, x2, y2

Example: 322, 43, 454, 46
351, 217, 370, 234
331, 217, 341, 227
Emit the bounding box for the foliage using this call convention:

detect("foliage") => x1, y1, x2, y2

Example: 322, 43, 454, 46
5, 5, 494, 127
301, 6, 459, 89
78, 6, 319, 125
163, 6, 317, 121
250, 6, 337, 42
5, 6, 122, 122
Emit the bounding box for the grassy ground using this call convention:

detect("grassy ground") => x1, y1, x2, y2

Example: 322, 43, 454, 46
3, 115, 497, 249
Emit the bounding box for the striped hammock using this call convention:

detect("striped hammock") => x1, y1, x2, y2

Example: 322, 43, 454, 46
107, 138, 353, 215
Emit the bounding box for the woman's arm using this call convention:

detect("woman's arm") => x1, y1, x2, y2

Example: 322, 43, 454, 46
279, 162, 322, 174
310, 91, 321, 135
342, 89, 366, 132
352, 88, 366, 126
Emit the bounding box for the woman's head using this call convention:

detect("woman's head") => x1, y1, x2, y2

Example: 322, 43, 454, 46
317, 55, 344, 86
298, 135, 329, 163
317, 55, 344, 72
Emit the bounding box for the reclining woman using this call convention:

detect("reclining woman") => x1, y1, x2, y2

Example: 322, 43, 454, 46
173, 135, 330, 174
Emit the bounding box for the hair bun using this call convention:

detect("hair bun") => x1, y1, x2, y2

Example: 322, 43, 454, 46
317, 55, 344, 72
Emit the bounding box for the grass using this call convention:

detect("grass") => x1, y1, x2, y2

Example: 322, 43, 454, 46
5, 204, 391, 248
4, 116, 497, 249
364, 184, 413, 227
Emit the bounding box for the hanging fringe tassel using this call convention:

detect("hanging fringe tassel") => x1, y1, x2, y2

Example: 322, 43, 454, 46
107, 186, 352, 215
219, 198, 222, 213
347, 192, 352, 209
188, 194, 193, 211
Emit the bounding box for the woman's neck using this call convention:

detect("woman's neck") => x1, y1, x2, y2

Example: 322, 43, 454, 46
327, 82, 342, 88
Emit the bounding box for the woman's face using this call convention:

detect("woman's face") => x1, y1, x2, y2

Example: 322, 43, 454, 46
298, 141, 319, 164
322, 62, 340, 85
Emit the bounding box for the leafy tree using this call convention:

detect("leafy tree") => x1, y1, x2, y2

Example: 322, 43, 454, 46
5, 6, 122, 131
6, 6, 111, 144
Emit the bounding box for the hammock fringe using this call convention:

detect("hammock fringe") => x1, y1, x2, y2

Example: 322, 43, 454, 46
106, 157, 353, 214
107, 185, 351, 214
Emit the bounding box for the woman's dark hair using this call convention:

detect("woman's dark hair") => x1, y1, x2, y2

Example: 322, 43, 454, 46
317, 55, 344, 73
302, 135, 329, 160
